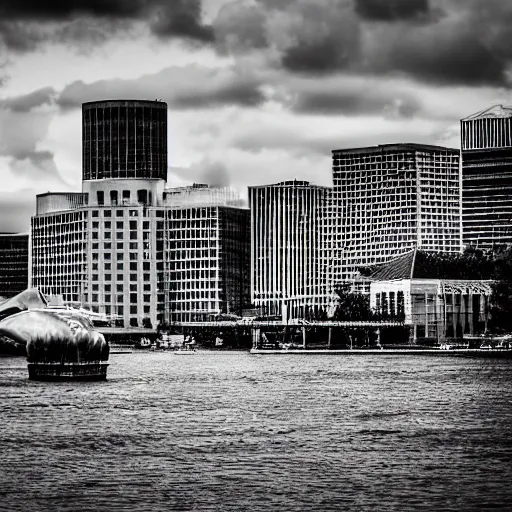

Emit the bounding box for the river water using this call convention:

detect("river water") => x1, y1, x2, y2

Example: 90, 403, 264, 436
1, 352, 512, 511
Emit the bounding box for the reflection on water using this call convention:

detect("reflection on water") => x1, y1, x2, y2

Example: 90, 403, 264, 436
1, 353, 512, 511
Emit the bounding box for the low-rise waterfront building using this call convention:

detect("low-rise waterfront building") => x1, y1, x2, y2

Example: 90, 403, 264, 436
368, 249, 492, 343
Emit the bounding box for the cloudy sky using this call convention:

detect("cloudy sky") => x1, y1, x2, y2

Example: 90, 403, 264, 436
0, 0, 511, 232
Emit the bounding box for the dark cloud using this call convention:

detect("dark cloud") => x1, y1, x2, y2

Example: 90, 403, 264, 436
150, 1, 214, 42
56, 65, 266, 110
289, 86, 421, 118
355, 0, 431, 21
366, 21, 508, 86
212, 0, 511, 87
214, 2, 268, 54
0, 87, 56, 112
0, 0, 213, 52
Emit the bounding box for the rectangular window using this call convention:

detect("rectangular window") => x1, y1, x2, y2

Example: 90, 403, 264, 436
143, 273, 150, 282
129, 242, 137, 250
92, 210, 99, 217
104, 210, 111, 218
144, 294, 151, 303
143, 262, 150, 271
117, 262, 124, 270
130, 220, 137, 230
117, 253, 124, 261
130, 262, 137, 271
116, 210, 124, 217
117, 243, 124, 250
143, 284, 151, 292
117, 274, 123, 281
130, 306, 137, 314
130, 293, 137, 303
104, 284, 111, 292
130, 273, 138, 282
104, 242, 111, 250
130, 284, 137, 291
116, 221, 124, 229
104, 274, 111, 281
130, 232, 137, 240
104, 232, 111, 239
117, 232, 123, 240
104, 221, 111, 229
117, 306, 124, 315
97, 191, 104, 205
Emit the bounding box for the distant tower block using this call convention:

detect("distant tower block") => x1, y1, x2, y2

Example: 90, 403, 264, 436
82, 100, 168, 181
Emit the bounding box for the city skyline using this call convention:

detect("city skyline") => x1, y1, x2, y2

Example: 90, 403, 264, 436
1, 0, 512, 232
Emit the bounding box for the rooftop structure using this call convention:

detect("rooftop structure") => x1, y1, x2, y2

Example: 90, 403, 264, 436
82, 100, 168, 182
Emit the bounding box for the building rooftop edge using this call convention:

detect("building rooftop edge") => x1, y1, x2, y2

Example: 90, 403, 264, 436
332, 143, 459, 154
248, 179, 330, 190
82, 99, 168, 107
461, 104, 512, 121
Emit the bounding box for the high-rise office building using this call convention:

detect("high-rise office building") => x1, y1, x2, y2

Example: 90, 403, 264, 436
0, 233, 29, 298
165, 185, 249, 323
461, 105, 512, 248
31, 100, 250, 328
249, 180, 330, 319
331, 144, 461, 284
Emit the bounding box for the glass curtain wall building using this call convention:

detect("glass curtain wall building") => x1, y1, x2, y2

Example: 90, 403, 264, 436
461, 105, 512, 248
249, 180, 330, 320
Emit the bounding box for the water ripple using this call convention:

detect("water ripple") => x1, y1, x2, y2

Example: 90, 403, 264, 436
1, 353, 512, 511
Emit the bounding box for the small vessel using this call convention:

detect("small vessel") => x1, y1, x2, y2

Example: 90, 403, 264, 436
135, 337, 152, 349
174, 345, 197, 354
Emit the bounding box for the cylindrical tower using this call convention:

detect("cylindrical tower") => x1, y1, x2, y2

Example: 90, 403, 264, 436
82, 100, 168, 181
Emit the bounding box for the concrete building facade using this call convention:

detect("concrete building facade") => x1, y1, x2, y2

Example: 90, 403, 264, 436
165, 186, 250, 323
249, 180, 330, 320
331, 144, 462, 285
461, 105, 512, 248
31, 100, 250, 328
